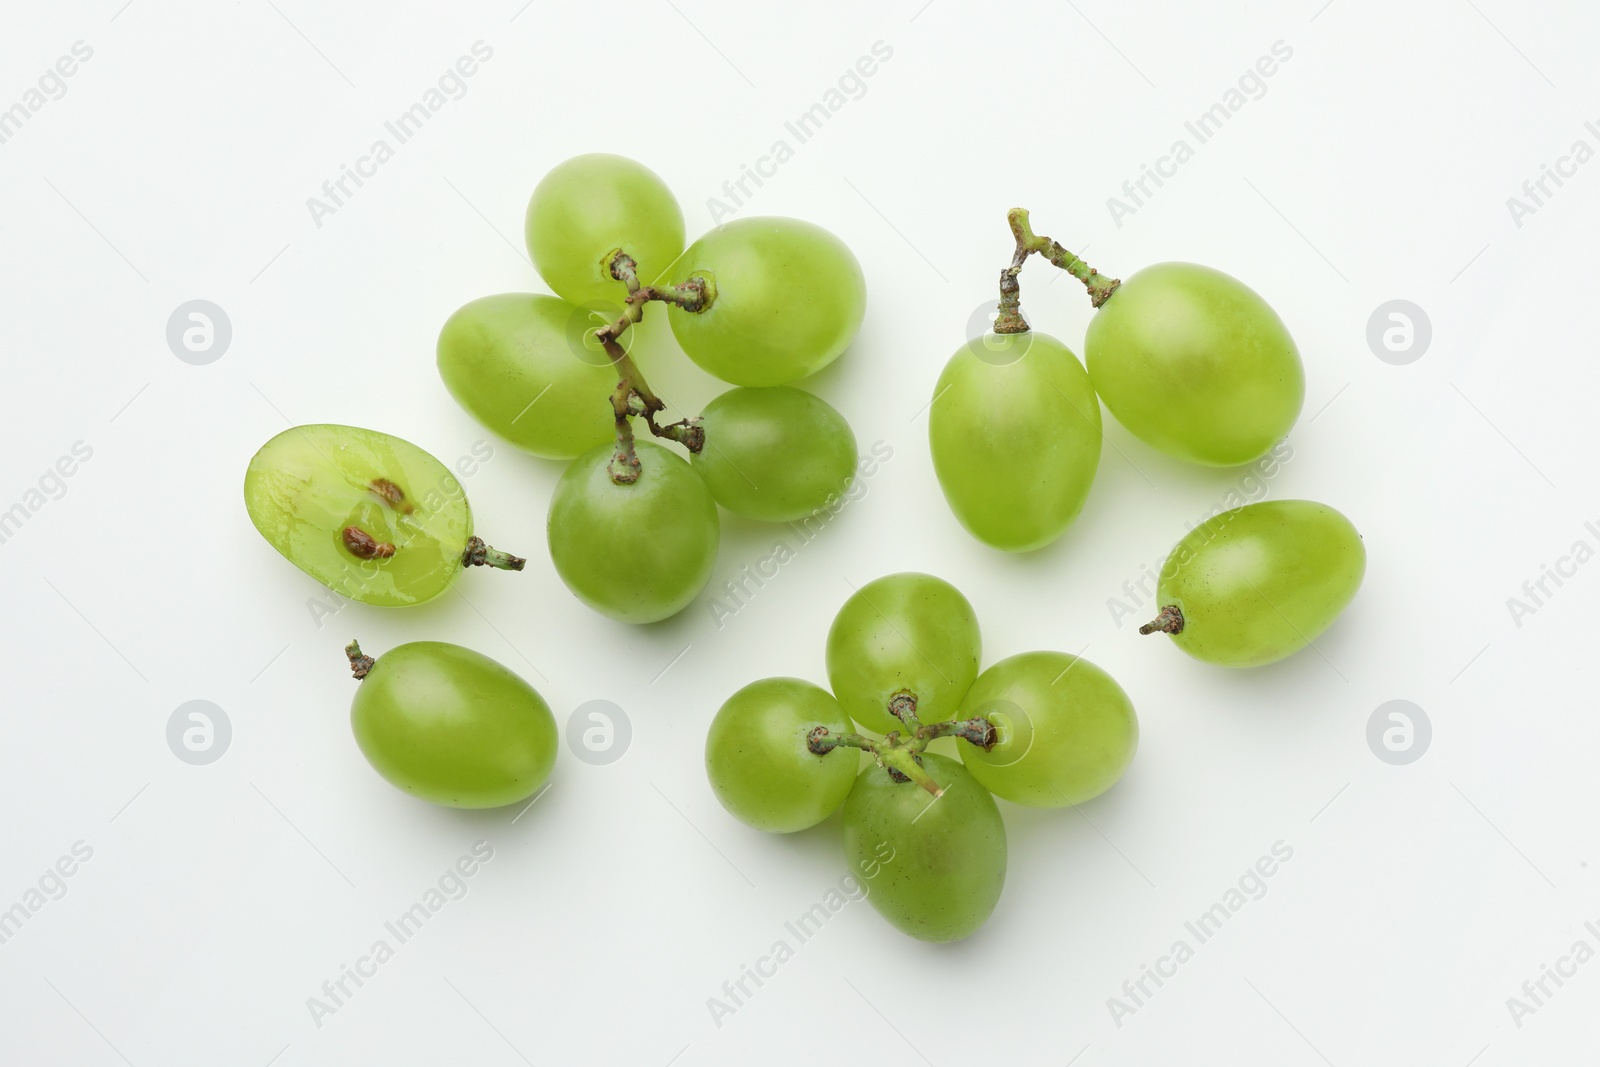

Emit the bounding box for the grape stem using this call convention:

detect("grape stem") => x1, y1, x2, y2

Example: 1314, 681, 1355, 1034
1139, 604, 1185, 636
592, 250, 715, 484
462, 535, 525, 571
993, 208, 1121, 335
806, 691, 999, 798
345, 640, 376, 680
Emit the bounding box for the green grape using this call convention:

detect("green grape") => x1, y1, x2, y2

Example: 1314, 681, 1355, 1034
525, 154, 686, 309
826, 573, 981, 735
346, 640, 557, 808
841, 753, 1006, 942
668, 217, 866, 387
244, 424, 521, 607
1142, 499, 1365, 666
1085, 262, 1304, 466
957, 651, 1137, 807
704, 678, 858, 833
691, 386, 858, 522
547, 439, 719, 623
437, 293, 634, 460
929, 330, 1101, 551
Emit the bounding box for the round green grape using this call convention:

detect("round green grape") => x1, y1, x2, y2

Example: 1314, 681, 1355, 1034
669, 217, 865, 386
691, 386, 858, 522
1144, 499, 1365, 666
841, 753, 1006, 942
930, 330, 1101, 551
437, 293, 637, 460
826, 573, 981, 735
525, 154, 686, 308
244, 424, 520, 607
348, 641, 557, 808
704, 678, 858, 833
547, 439, 719, 623
1086, 262, 1304, 466
958, 651, 1137, 807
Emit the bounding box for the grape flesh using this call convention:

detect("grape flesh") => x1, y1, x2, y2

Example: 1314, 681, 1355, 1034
692, 386, 858, 522
958, 651, 1137, 807
669, 217, 866, 386
1152, 499, 1365, 666
547, 440, 719, 623
244, 424, 483, 606
930, 330, 1101, 551
841, 753, 1006, 942
1086, 262, 1304, 466
825, 573, 981, 734
704, 678, 858, 833
525, 154, 685, 309
350, 641, 557, 808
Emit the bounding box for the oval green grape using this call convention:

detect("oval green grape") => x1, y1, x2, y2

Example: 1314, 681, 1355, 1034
547, 439, 719, 623
669, 217, 865, 386
691, 386, 858, 522
930, 330, 1102, 551
958, 651, 1137, 807
704, 678, 858, 833
1086, 262, 1304, 466
825, 573, 981, 734
1145, 499, 1365, 666
349, 641, 557, 808
841, 753, 1006, 942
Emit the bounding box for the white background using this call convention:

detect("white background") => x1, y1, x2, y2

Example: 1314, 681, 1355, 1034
1, 0, 1595, 1063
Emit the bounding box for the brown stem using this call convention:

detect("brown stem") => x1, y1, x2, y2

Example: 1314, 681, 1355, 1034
462, 535, 525, 571
1139, 604, 1185, 636
345, 640, 376, 680
918, 716, 999, 751
993, 208, 1121, 335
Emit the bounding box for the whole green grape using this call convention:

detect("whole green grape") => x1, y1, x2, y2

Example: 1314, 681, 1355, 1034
958, 651, 1137, 807
826, 573, 981, 735
437, 293, 633, 460
244, 424, 521, 607
347, 640, 557, 808
841, 753, 1006, 942
929, 330, 1101, 551
547, 439, 719, 623
704, 678, 858, 832
1143, 499, 1365, 666
691, 386, 858, 522
669, 217, 866, 386
1085, 262, 1304, 466
525, 154, 686, 309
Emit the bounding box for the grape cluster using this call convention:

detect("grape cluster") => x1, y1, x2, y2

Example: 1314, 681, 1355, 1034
706, 573, 1138, 942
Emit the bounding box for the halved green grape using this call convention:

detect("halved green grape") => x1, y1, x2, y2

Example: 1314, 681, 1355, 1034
705, 678, 858, 832
958, 651, 1137, 807
826, 573, 981, 735
929, 331, 1101, 551
691, 386, 857, 522
346, 640, 557, 808
668, 217, 865, 386
525, 154, 685, 308
1141, 499, 1365, 666
841, 753, 1006, 942
437, 293, 633, 460
1085, 262, 1304, 466
244, 424, 522, 607
547, 439, 719, 623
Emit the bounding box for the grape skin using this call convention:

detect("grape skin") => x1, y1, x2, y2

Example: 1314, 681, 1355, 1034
705, 678, 858, 832
692, 386, 858, 522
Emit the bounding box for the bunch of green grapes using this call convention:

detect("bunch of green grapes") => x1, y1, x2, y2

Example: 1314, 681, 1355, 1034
704, 572, 1140, 942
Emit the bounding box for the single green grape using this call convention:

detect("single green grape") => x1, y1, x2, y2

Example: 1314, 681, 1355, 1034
547, 439, 719, 623
1086, 262, 1304, 466
704, 678, 858, 833
1143, 499, 1365, 666
841, 753, 1006, 942
244, 424, 521, 607
525, 154, 685, 309
437, 293, 634, 460
929, 330, 1102, 551
958, 651, 1137, 807
347, 640, 557, 808
826, 573, 981, 734
668, 217, 866, 386
691, 386, 858, 522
